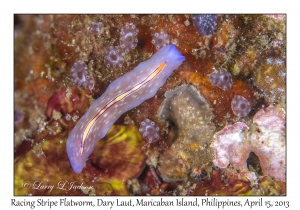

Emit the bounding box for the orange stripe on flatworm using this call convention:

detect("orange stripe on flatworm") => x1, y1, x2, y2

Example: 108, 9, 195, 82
80, 61, 167, 156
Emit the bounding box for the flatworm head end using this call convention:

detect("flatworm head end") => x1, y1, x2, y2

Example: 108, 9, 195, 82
168, 44, 186, 62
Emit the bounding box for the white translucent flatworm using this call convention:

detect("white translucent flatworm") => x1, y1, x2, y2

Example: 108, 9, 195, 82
66, 44, 185, 173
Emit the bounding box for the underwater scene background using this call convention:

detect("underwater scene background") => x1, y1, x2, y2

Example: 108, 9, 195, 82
14, 14, 286, 195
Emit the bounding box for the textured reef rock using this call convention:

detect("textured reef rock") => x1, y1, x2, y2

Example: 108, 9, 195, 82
188, 168, 285, 196
211, 122, 250, 169
253, 105, 285, 134
45, 86, 90, 130
211, 105, 286, 182
253, 57, 286, 104
14, 125, 146, 195
226, 15, 286, 105
14, 14, 286, 196
251, 105, 286, 181
88, 125, 146, 187
157, 85, 215, 182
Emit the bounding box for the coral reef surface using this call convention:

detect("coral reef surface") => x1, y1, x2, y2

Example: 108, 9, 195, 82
14, 14, 286, 196
211, 105, 286, 182
157, 85, 215, 182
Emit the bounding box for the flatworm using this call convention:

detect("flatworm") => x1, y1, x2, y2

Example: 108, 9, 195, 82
67, 44, 185, 173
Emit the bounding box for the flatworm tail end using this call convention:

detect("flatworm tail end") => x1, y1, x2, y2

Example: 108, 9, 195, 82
66, 132, 87, 173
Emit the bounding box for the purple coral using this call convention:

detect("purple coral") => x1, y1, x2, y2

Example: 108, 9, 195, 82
139, 119, 160, 143
209, 69, 233, 91
151, 32, 170, 50
89, 21, 104, 34
120, 23, 139, 53
104, 46, 125, 68
70, 61, 95, 91
231, 95, 251, 117
192, 14, 218, 36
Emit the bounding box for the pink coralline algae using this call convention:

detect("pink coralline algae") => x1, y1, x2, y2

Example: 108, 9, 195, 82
104, 46, 125, 68
120, 23, 139, 53
211, 105, 286, 182
253, 105, 285, 134
264, 14, 286, 20
211, 122, 250, 170
231, 95, 251, 117
151, 32, 170, 50
250, 105, 286, 182
70, 61, 95, 91
89, 21, 104, 34
209, 69, 233, 91
139, 118, 160, 143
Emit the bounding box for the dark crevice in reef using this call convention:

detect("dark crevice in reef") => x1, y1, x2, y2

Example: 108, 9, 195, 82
247, 151, 262, 176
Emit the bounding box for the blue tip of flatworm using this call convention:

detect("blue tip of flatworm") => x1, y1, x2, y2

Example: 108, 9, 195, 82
169, 44, 186, 62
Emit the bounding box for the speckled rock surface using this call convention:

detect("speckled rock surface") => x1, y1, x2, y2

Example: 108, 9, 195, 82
157, 85, 215, 182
